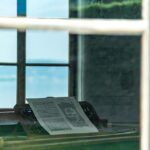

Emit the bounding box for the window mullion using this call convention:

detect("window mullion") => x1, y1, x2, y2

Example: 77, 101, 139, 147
141, 0, 150, 149
14, 0, 26, 113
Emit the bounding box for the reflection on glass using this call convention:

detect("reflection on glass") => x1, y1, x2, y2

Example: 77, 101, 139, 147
0, 30, 17, 63
0, 0, 17, 63
74, 34, 140, 149
26, 30, 68, 63
0, 66, 17, 108
70, 0, 141, 19
76, 35, 140, 123
0, 0, 16, 17
27, 0, 69, 64
27, 0, 68, 18
26, 67, 68, 98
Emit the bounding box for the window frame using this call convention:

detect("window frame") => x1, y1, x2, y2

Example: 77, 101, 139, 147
0, 0, 149, 150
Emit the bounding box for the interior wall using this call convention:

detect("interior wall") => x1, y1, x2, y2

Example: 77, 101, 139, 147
69, 0, 141, 123
80, 35, 141, 123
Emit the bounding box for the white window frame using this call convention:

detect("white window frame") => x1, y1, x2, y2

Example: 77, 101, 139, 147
0, 0, 149, 149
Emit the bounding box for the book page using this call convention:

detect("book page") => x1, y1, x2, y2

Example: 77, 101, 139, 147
27, 97, 98, 135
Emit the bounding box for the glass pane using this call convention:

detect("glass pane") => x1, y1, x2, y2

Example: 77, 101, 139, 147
0, 66, 17, 108
72, 34, 140, 149
26, 67, 68, 98
0, 30, 17, 63
70, 0, 141, 19
0, 0, 17, 63
27, 0, 68, 18
74, 34, 141, 124
0, 0, 16, 17
26, 30, 68, 63
27, 0, 69, 64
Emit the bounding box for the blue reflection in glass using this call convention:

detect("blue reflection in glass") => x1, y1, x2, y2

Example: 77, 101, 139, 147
26, 67, 68, 98
0, 67, 17, 108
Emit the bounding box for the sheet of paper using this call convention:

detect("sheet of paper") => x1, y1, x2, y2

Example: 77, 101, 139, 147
27, 97, 98, 135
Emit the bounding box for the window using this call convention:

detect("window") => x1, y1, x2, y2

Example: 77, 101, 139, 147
0, 0, 17, 108
26, 0, 69, 99
0, 0, 69, 108
0, 0, 149, 150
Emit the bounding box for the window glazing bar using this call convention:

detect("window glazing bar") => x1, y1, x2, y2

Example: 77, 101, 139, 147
26, 63, 69, 67
15, 0, 26, 112
0, 63, 17, 66
0, 17, 146, 35
141, 0, 150, 149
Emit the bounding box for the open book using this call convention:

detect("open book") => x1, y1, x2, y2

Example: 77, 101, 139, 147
27, 97, 98, 135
